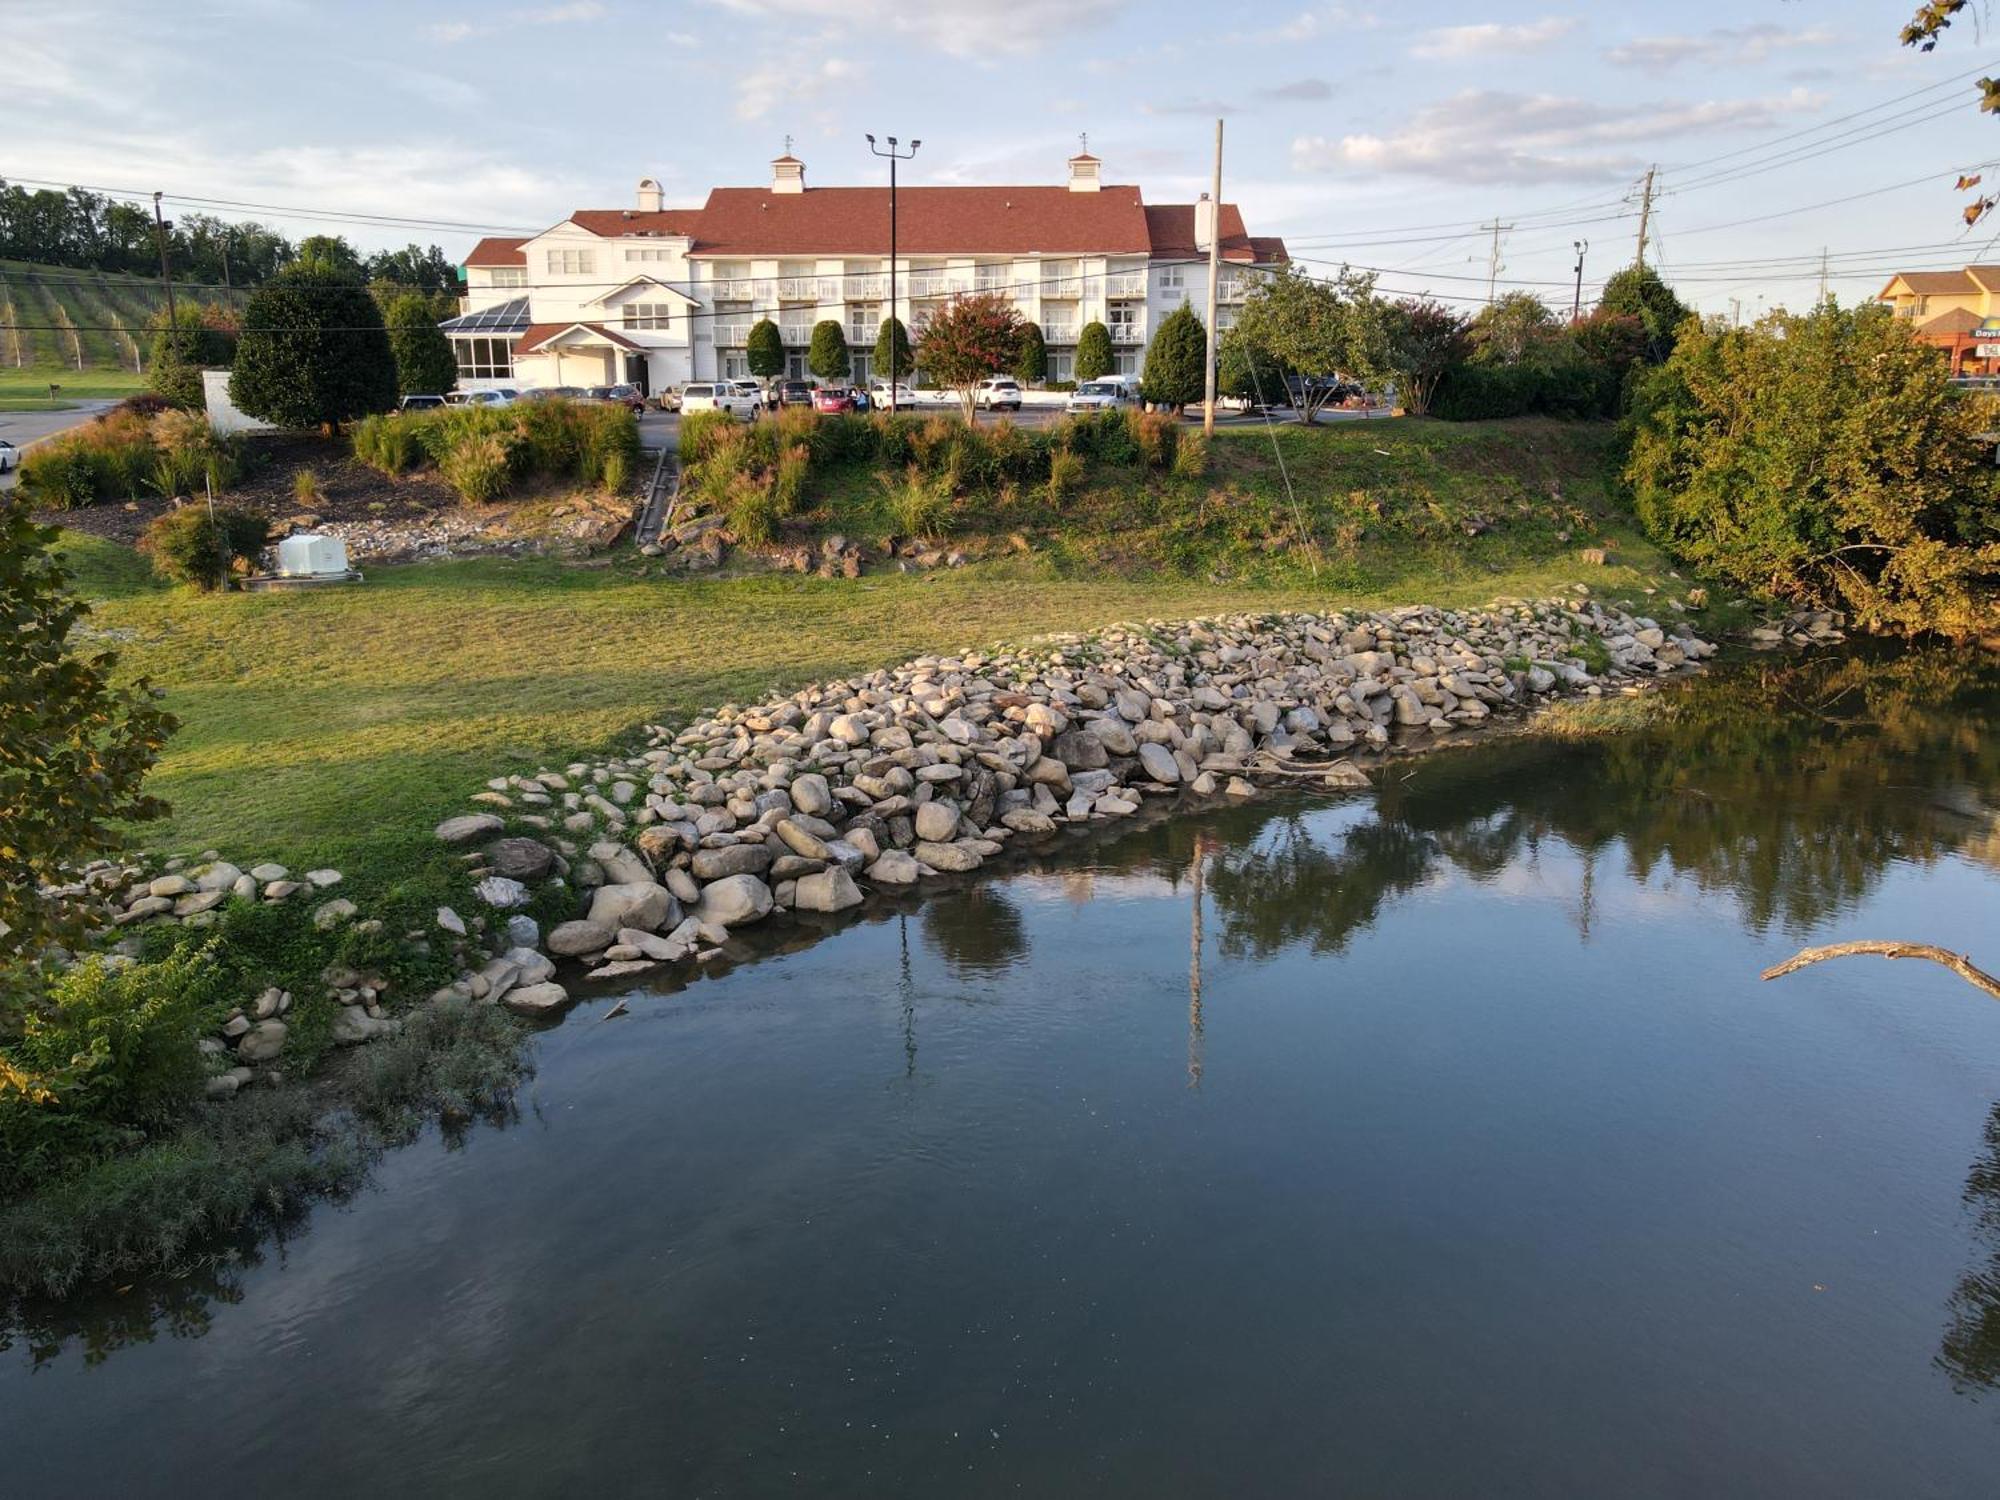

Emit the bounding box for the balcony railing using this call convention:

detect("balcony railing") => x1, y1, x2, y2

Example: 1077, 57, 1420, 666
1217, 277, 1248, 303
1109, 323, 1146, 345
780, 324, 815, 346
776, 277, 833, 301
1043, 322, 1080, 344
974, 270, 1013, 293
842, 274, 889, 299
1040, 276, 1083, 300
709, 277, 757, 299
1105, 271, 1148, 298
712, 321, 753, 346
845, 323, 878, 346
908, 272, 961, 299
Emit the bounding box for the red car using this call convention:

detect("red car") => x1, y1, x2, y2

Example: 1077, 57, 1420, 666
812, 387, 856, 413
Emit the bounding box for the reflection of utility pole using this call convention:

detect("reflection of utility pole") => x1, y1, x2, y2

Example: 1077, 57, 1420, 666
1188, 835, 1209, 1089
899, 913, 917, 1078
1576, 846, 1596, 946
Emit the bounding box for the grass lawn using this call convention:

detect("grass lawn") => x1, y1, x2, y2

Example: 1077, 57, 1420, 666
0, 365, 148, 411
62, 501, 1698, 884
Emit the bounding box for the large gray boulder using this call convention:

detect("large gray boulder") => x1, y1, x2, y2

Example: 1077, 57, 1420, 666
503, 982, 570, 1017
587, 880, 677, 932
436, 813, 505, 845
486, 837, 555, 881
1137, 742, 1181, 783
793, 868, 863, 913
694, 873, 773, 927
691, 844, 772, 880
548, 919, 615, 956
913, 801, 959, 842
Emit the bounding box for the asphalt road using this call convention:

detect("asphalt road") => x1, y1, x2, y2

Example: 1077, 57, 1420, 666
0, 401, 120, 490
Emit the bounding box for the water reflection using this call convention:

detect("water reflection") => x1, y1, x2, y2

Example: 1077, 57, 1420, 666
1941, 1102, 2000, 1396
920, 888, 1029, 979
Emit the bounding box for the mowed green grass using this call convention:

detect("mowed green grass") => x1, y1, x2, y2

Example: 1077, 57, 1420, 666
0, 364, 148, 410
61, 502, 1689, 880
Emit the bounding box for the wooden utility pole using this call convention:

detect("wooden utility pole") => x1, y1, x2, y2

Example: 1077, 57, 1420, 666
151, 191, 178, 334
1483, 218, 1514, 305
1634, 165, 1656, 268
1818, 247, 1830, 303
1203, 117, 1223, 437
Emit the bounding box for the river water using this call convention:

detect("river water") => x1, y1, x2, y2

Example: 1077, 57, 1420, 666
7, 647, 2000, 1496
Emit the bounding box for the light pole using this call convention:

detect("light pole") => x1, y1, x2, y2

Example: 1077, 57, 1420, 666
1571, 239, 1588, 324
865, 134, 920, 412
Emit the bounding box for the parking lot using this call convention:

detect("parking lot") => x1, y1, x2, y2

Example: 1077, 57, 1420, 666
634, 399, 1331, 451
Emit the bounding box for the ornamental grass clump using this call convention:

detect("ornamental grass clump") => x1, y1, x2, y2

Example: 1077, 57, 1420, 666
438, 431, 514, 503
880, 464, 951, 538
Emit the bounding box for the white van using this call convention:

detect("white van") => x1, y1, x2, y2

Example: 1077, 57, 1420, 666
680, 382, 761, 420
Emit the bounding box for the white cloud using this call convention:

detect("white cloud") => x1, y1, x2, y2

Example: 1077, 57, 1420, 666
427, 1, 608, 43
735, 55, 857, 121
1263, 4, 1370, 42
706, 0, 1123, 56
1410, 17, 1579, 61
1606, 24, 1837, 71
1295, 86, 1826, 185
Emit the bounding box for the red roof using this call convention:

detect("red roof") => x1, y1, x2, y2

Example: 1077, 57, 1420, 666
465, 236, 526, 267
685, 185, 1155, 257
514, 321, 644, 355
568, 209, 705, 238
1142, 203, 1272, 264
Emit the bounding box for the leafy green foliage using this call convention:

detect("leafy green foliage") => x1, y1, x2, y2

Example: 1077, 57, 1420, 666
808, 319, 850, 382
0, 493, 175, 964
1597, 265, 1693, 362
746, 318, 786, 383
1228, 265, 1387, 420
351, 398, 637, 497
1625, 300, 2000, 635
1384, 299, 1470, 416
873, 316, 913, 385
146, 304, 239, 411
229, 264, 396, 429
1141, 302, 1209, 411
916, 292, 1025, 420
384, 292, 457, 397
1014, 321, 1048, 385
137, 503, 270, 590
1075, 321, 1114, 384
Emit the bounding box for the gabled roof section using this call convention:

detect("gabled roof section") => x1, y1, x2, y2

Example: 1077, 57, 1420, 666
1143, 203, 1264, 264
687, 185, 1154, 257
567, 209, 704, 239
1920, 306, 1986, 335
1966, 264, 2000, 292
1245, 234, 1288, 264
588, 276, 700, 308
439, 296, 531, 335
465, 236, 527, 267
1880, 270, 1980, 298
514, 321, 645, 355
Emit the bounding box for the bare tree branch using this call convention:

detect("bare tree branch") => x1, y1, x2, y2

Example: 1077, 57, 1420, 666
1761, 941, 2000, 1001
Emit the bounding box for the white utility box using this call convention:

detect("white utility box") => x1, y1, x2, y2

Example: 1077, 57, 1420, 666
276, 533, 350, 578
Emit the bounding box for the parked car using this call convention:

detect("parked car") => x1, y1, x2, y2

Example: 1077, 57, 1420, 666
812, 387, 855, 413
456, 388, 519, 408
599, 383, 648, 412
777, 378, 816, 407
654, 386, 683, 412
399, 393, 447, 410
1280, 374, 1364, 408
1066, 379, 1134, 412
729, 378, 774, 410
680, 382, 761, 420
0, 437, 16, 472
974, 377, 1023, 411
869, 382, 919, 409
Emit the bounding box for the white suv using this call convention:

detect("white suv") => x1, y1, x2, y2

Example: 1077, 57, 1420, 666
974, 377, 1023, 411
680, 382, 761, 421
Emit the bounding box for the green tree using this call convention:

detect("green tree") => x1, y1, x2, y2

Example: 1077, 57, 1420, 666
0, 491, 176, 967
1141, 303, 1208, 412
807, 319, 850, 382
146, 303, 238, 410
1597, 265, 1692, 362
873, 315, 913, 387
746, 318, 786, 390
914, 293, 1023, 421
293, 234, 365, 277
1470, 291, 1559, 366
1013, 321, 1047, 385
384, 292, 457, 397
1625, 300, 2000, 636
1075, 321, 1114, 383
365, 243, 460, 297
1228, 265, 1389, 421
229, 264, 396, 430
1383, 298, 1470, 416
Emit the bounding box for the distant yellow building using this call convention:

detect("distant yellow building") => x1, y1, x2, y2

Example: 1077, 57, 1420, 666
1877, 267, 2000, 375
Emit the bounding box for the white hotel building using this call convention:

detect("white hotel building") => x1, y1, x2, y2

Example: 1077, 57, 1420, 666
441, 151, 1288, 394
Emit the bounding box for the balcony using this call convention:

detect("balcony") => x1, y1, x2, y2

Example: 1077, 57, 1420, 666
1043, 322, 1079, 344
708, 276, 758, 299
1040, 276, 1083, 300
1106, 270, 1148, 298
842, 274, 889, 299
712, 321, 753, 346
1109, 323, 1146, 345
1217, 277, 1248, 303
780, 324, 815, 346
908, 271, 961, 300
845, 322, 878, 346
776, 277, 832, 302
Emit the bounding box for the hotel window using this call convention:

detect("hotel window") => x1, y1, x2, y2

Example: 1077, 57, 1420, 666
453, 337, 513, 380
1158, 266, 1183, 291
546, 247, 594, 275
488, 267, 527, 288
625, 247, 671, 263
1049, 351, 1074, 383
622, 303, 675, 330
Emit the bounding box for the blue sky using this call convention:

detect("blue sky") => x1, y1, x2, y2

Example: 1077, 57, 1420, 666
7, 0, 2000, 313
